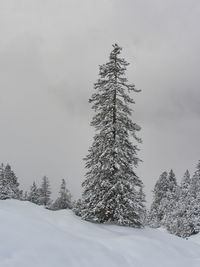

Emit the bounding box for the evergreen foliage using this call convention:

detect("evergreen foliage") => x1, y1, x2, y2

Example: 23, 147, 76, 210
181, 170, 191, 194
51, 179, 72, 210
163, 170, 178, 225
18, 189, 24, 200
0, 163, 20, 200
166, 170, 192, 237
38, 176, 51, 206
28, 181, 40, 204
148, 170, 177, 228
148, 171, 168, 227
73, 199, 83, 217
190, 161, 200, 199
23, 191, 28, 201
81, 44, 146, 227
138, 186, 146, 225
148, 164, 200, 238
187, 161, 200, 235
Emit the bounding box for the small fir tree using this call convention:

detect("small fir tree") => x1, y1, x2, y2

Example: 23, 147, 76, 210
139, 186, 147, 225
38, 176, 51, 206
148, 172, 168, 227
28, 181, 40, 204
187, 161, 200, 235
51, 179, 72, 210
81, 44, 145, 227
0, 163, 20, 200
181, 170, 191, 195
0, 164, 11, 199
167, 170, 192, 237
163, 170, 178, 225
148, 170, 177, 228
188, 192, 200, 235
18, 189, 24, 200
23, 191, 28, 201
190, 161, 200, 199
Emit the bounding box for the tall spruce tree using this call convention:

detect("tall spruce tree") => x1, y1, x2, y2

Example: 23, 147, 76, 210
81, 44, 145, 227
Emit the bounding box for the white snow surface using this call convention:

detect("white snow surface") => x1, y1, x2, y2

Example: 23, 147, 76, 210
0, 200, 200, 267
189, 232, 200, 245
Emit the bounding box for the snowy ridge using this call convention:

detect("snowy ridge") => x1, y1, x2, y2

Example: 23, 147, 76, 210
0, 200, 200, 267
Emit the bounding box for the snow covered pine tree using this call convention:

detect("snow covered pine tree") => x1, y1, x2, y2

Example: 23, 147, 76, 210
148, 170, 177, 228
51, 179, 72, 210
188, 161, 200, 235
0, 163, 20, 200
148, 171, 169, 228
38, 176, 51, 206
28, 181, 40, 204
81, 44, 146, 227
167, 170, 192, 237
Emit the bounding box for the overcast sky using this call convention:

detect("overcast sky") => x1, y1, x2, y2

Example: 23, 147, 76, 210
0, 0, 200, 203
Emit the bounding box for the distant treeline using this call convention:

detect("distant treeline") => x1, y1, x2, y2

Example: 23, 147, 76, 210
147, 160, 200, 238
0, 163, 72, 210
1, 161, 200, 238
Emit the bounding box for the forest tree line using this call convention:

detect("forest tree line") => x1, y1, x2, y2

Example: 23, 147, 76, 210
1, 160, 200, 239
0, 163, 72, 210
148, 161, 200, 238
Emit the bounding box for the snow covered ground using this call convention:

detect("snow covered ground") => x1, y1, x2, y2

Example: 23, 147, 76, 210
189, 232, 200, 246
0, 200, 200, 267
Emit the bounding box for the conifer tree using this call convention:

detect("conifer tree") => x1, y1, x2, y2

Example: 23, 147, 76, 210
163, 170, 178, 224
187, 161, 200, 235
0, 163, 20, 200
23, 191, 28, 201
73, 199, 83, 217
167, 170, 192, 237
38, 176, 51, 206
51, 179, 72, 210
0, 164, 11, 199
81, 44, 145, 227
139, 186, 147, 225
4, 164, 20, 198
148, 170, 177, 228
190, 161, 200, 199
28, 181, 40, 204
148, 172, 168, 227
181, 170, 191, 195
18, 189, 24, 200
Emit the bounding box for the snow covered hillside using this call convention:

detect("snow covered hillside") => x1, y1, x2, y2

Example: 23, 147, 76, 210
0, 200, 200, 267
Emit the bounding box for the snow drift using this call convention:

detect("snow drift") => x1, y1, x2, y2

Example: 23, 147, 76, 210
0, 200, 200, 267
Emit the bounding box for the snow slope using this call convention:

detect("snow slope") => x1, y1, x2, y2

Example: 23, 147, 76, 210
0, 200, 200, 267
189, 232, 200, 245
